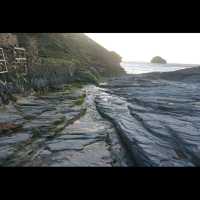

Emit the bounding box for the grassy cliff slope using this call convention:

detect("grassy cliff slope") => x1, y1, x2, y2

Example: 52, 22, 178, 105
0, 33, 125, 104
16, 33, 125, 77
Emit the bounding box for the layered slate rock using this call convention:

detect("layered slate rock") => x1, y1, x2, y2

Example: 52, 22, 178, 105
20, 86, 125, 167
0, 85, 130, 167
96, 72, 200, 166
0, 86, 87, 166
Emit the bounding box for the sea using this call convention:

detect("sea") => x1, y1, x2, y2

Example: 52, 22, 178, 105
121, 61, 199, 74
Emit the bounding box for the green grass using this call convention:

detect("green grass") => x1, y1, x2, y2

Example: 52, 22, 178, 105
17, 33, 125, 78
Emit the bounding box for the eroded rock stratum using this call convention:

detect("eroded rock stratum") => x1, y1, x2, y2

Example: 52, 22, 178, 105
0, 85, 131, 166
1, 67, 200, 166
96, 70, 200, 166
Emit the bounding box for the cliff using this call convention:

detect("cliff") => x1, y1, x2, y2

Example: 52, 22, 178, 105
0, 33, 125, 104
16, 33, 124, 76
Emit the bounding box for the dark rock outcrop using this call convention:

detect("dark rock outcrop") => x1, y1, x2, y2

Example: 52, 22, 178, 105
96, 68, 200, 166
138, 65, 200, 83
151, 56, 167, 64
0, 85, 130, 166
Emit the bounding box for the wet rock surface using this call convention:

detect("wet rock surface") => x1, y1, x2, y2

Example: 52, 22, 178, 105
2, 67, 198, 167
96, 73, 200, 166
0, 85, 130, 166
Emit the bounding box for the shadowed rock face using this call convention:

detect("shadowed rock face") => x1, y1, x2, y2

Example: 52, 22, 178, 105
96, 68, 200, 166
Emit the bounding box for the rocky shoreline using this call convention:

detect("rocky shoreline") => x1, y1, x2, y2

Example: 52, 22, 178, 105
96, 68, 200, 166
0, 84, 131, 166
1, 66, 200, 167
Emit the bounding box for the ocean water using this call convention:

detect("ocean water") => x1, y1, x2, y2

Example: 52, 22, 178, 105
121, 62, 199, 74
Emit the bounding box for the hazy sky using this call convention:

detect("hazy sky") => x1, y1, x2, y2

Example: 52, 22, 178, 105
85, 33, 200, 64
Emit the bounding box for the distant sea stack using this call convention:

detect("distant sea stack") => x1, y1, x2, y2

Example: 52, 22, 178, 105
151, 56, 167, 64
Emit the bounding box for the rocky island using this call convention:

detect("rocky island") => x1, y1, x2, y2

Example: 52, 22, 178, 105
151, 56, 167, 64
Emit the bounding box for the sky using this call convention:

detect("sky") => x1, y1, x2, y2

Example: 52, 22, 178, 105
85, 33, 200, 64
